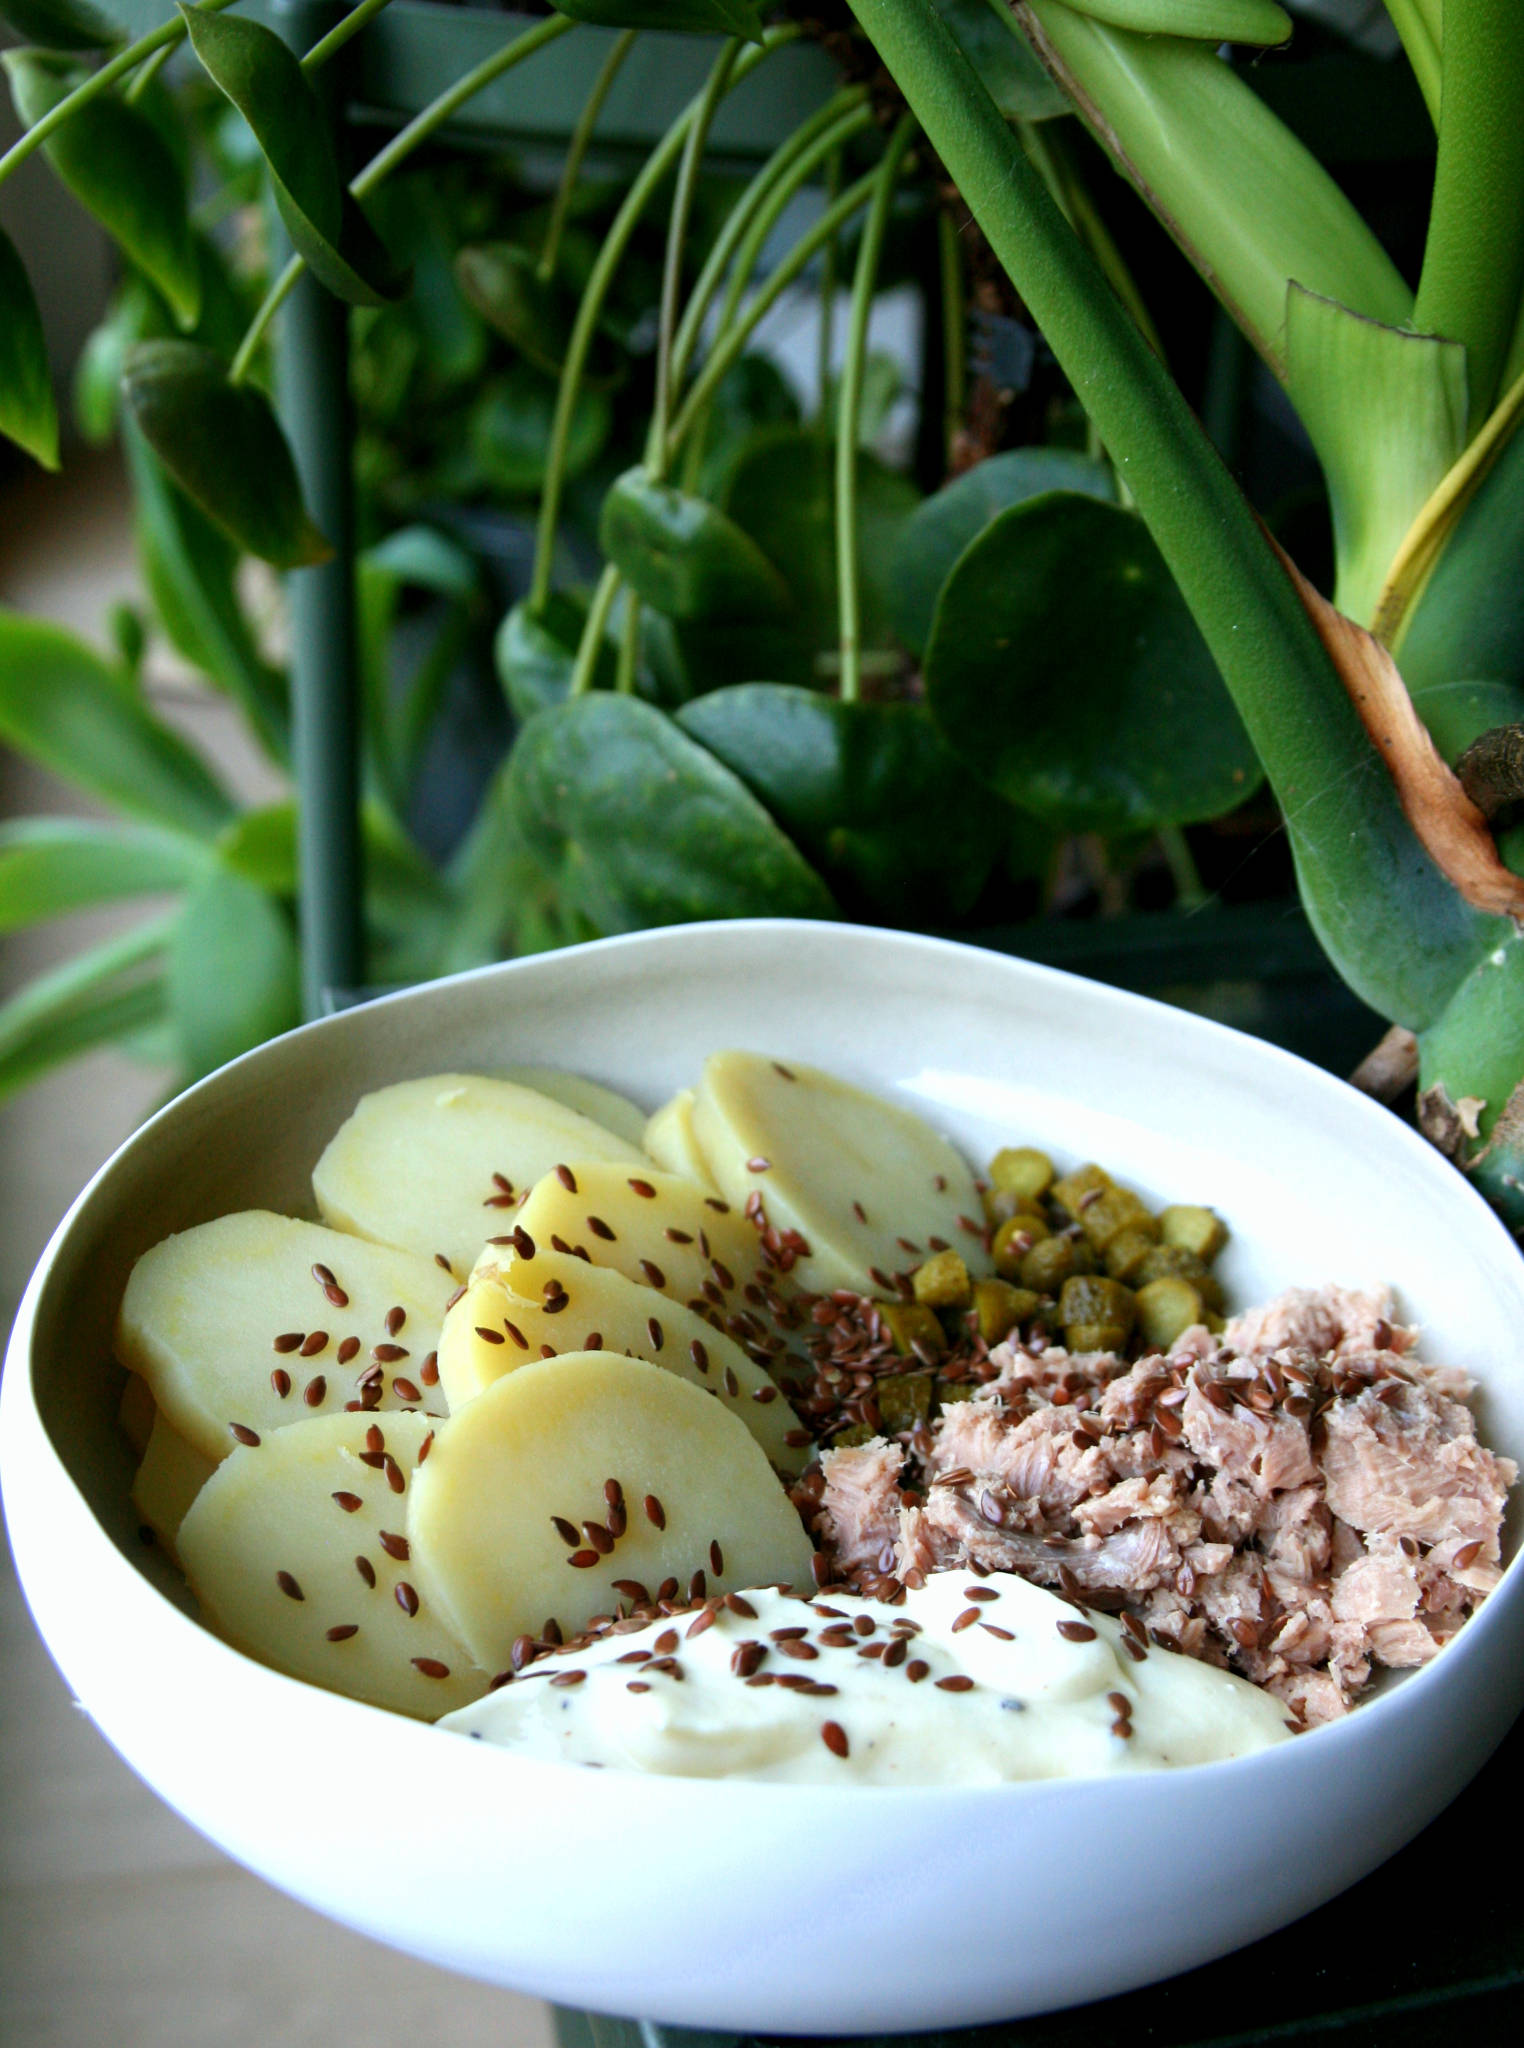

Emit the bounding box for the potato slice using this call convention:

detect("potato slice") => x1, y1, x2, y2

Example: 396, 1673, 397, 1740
438, 1259, 806, 1473
312, 1073, 646, 1275
132, 1412, 216, 1560
408, 1352, 816, 1673
118, 1369, 156, 1456
501, 1065, 649, 1150
178, 1411, 488, 1718
690, 1051, 990, 1295
116, 1211, 452, 1464
643, 1088, 719, 1191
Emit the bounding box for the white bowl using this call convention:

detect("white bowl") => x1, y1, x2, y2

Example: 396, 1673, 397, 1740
4, 920, 1522, 2033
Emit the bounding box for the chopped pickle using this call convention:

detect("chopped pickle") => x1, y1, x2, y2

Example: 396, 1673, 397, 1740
936, 1381, 978, 1408
1050, 1162, 1112, 1219
1160, 1204, 1228, 1262
876, 1372, 933, 1434
987, 1146, 1054, 1201
1066, 1322, 1132, 1352
972, 1278, 1040, 1344
912, 1249, 972, 1310
831, 1421, 876, 1449
1018, 1234, 1091, 1292
1058, 1276, 1136, 1347
1105, 1226, 1159, 1285
1133, 1243, 1224, 1312
992, 1213, 1050, 1277
980, 1185, 1046, 1228
1074, 1185, 1156, 1253
876, 1300, 948, 1358
1135, 1275, 1206, 1351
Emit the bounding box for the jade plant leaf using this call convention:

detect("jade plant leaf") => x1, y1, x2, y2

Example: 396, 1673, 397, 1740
0, 225, 58, 468
3, 51, 200, 326
169, 866, 299, 1081
889, 445, 1116, 655
677, 684, 1005, 920
0, 609, 235, 838
931, 0, 1069, 119
0, 0, 118, 48
495, 593, 616, 721
549, 1, 764, 36
504, 695, 837, 934
180, 6, 406, 307
454, 244, 573, 378
599, 469, 792, 623
0, 819, 205, 933
924, 493, 1261, 832
470, 367, 611, 496
122, 340, 331, 570
0, 917, 172, 1103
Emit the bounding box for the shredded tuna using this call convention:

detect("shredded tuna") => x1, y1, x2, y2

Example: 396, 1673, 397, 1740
811, 1283, 1514, 1724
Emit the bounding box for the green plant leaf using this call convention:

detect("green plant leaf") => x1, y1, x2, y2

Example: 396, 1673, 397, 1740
1417, 931, 1524, 1224
1400, 418, 1524, 711
470, 366, 611, 497
0, 223, 58, 469
924, 493, 1261, 831
549, 1, 764, 36
504, 695, 837, 934
216, 800, 452, 932
3, 51, 200, 327
0, 0, 118, 48
123, 422, 290, 761
677, 684, 1004, 920
122, 340, 331, 570
168, 866, 299, 1081
180, 5, 407, 308
599, 468, 793, 623
931, 0, 1069, 118
0, 915, 173, 1103
0, 819, 205, 933
1048, 0, 1291, 42
454, 243, 573, 378
889, 446, 1116, 655
0, 609, 235, 837
495, 592, 617, 722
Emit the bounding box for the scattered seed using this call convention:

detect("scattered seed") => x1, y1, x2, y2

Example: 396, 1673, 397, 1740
639, 1259, 666, 1289
411, 1659, 450, 1679
555, 1164, 578, 1192
276, 1570, 303, 1601
647, 1317, 665, 1352
395, 1582, 419, 1617
550, 1670, 587, 1689
709, 1539, 724, 1576
392, 1377, 421, 1403
935, 1674, 974, 1692
270, 1367, 291, 1398
1057, 1620, 1096, 1643
230, 1423, 260, 1447
379, 1531, 410, 1561
337, 1336, 361, 1365
326, 1624, 358, 1642
820, 1719, 849, 1758
355, 1556, 376, 1587
332, 1491, 363, 1513
273, 1332, 303, 1355
1454, 1539, 1483, 1570
418, 1431, 434, 1464
304, 1376, 327, 1407
643, 1494, 666, 1530
567, 1549, 600, 1568
905, 1659, 930, 1683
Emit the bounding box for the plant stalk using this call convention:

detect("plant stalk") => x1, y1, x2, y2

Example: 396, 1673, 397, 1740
301, 0, 399, 74
538, 27, 638, 282
568, 561, 622, 697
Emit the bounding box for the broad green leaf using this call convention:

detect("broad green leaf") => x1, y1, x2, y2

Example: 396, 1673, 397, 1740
0, 609, 234, 837
216, 801, 452, 934
931, 0, 1069, 119
0, 819, 205, 933
924, 493, 1260, 831
691, 351, 801, 499
0, 224, 58, 468
504, 695, 837, 934
495, 593, 615, 721
1418, 932, 1524, 1224
122, 340, 331, 570
1284, 286, 1468, 627
1016, 2, 1411, 372
439, 760, 555, 969
124, 423, 290, 760
550, 1, 764, 35
0, 0, 117, 48
361, 523, 479, 602
1400, 422, 1524, 711
0, 915, 173, 1103
454, 244, 573, 378
180, 6, 407, 308
470, 367, 610, 497
677, 684, 1003, 920
169, 867, 299, 1080
73, 276, 164, 447
889, 446, 1116, 655
1048, 1, 1290, 42
599, 469, 792, 623
3, 50, 199, 327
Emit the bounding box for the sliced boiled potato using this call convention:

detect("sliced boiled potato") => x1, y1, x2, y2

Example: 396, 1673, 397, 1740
408, 1351, 816, 1673
312, 1073, 647, 1276
118, 1370, 156, 1457
690, 1050, 990, 1295
178, 1411, 489, 1719
643, 1088, 718, 1190
501, 1065, 649, 1150
439, 1257, 807, 1473
132, 1412, 216, 1559
116, 1211, 452, 1464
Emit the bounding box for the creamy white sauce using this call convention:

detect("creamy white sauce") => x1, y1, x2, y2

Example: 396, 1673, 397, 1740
438, 1571, 1292, 1784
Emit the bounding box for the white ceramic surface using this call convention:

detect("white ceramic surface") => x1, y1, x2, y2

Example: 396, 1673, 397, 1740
3, 920, 1522, 2034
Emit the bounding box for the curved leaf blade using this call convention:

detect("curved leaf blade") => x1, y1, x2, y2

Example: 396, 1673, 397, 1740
550, 1, 764, 35
122, 340, 331, 570
0, 915, 173, 1103
889, 445, 1116, 655
454, 244, 573, 377
0, 0, 118, 49
0, 223, 59, 468
930, 1, 1069, 119
0, 609, 235, 837
0, 819, 205, 933
1055, 0, 1290, 42
471, 367, 610, 497
3, 50, 199, 326
504, 695, 836, 933
495, 592, 616, 721
169, 867, 299, 1080
599, 469, 792, 622
924, 493, 1261, 832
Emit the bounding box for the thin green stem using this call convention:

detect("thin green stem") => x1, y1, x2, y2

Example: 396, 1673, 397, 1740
1384, 0, 1442, 127
648, 37, 742, 475
0, 0, 241, 188
530, 24, 797, 611
1022, 117, 1164, 363
615, 590, 641, 695
539, 28, 638, 282
817, 144, 842, 422
1159, 825, 1208, 911
837, 114, 915, 705
666, 168, 878, 458
937, 204, 963, 469
1413, 1, 1524, 432
569, 562, 622, 697
301, 0, 398, 74
124, 39, 176, 103
228, 11, 573, 388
